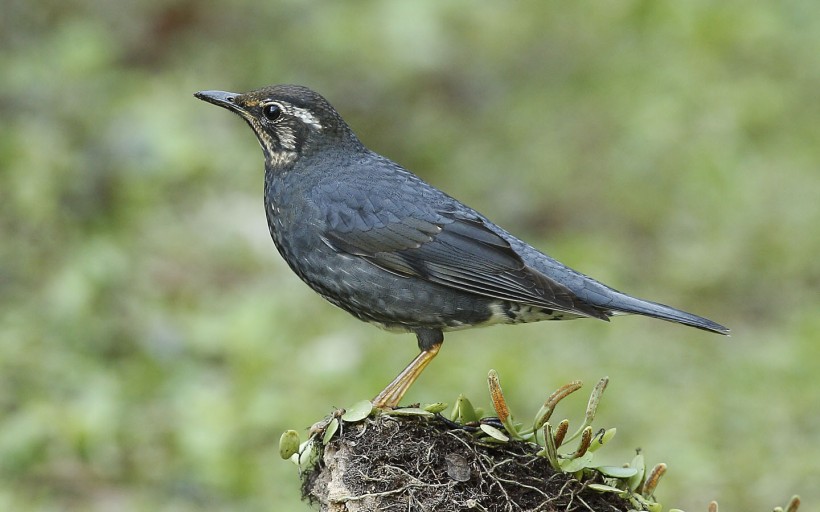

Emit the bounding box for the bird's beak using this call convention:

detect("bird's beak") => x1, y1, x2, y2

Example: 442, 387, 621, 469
194, 90, 245, 114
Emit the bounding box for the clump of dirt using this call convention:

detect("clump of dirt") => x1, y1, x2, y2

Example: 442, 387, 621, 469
302, 414, 630, 511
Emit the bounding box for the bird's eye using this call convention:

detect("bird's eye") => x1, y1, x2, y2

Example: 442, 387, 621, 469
262, 103, 283, 122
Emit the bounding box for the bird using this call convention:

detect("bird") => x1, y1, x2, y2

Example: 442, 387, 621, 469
194, 84, 729, 408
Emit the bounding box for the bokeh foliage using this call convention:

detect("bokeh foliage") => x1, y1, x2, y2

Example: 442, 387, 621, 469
1, 1, 818, 510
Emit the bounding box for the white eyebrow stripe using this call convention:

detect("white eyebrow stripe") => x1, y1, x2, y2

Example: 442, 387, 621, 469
288, 106, 322, 130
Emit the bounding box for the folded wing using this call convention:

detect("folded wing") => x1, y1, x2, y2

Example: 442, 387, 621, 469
321, 197, 608, 321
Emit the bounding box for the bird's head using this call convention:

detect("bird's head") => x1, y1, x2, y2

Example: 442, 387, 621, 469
195, 84, 359, 169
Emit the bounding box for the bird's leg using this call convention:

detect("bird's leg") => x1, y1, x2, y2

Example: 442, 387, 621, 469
371, 329, 443, 409
371, 344, 441, 408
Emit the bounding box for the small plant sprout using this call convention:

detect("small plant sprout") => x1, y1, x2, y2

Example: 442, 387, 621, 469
487, 369, 522, 440
533, 380, 583, 431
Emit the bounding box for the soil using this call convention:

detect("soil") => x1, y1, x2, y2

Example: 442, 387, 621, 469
302, 413, 631, 511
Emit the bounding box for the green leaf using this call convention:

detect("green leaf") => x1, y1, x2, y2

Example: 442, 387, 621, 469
453, 394, 478, 424
588, 428, 616, 452
341, 400, 374, 423
290, 439, 319, 468
387, 407, 433, 417
587, 483, 625, 493
322, 417, 339, 445
627, 452, 646, 491
596, 465, 638, 478
278, 430, 300, 459
559, 451, 593, 473
423, 402, 448, 413
479, 423, 509, 442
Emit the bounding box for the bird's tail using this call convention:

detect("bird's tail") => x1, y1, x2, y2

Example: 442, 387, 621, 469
605, 293, 730, 335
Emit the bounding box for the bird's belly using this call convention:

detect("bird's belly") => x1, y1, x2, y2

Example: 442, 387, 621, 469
274, 235, 493, 329
308, 256, 500, 330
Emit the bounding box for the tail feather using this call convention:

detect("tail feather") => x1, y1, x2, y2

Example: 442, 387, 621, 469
605, 294, 730, 335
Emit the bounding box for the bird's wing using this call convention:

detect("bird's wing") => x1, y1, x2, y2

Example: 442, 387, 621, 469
319, 185, 608, 320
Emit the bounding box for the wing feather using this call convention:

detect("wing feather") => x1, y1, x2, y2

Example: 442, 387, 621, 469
320, 190, 607, 320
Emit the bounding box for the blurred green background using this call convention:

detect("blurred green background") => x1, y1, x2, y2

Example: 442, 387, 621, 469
2, 1, 818, 510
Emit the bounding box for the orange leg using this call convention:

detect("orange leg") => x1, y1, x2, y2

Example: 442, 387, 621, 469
371, 342, 442, 408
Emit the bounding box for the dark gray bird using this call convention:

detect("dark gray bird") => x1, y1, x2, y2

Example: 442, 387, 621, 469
195, 84, 729, 408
